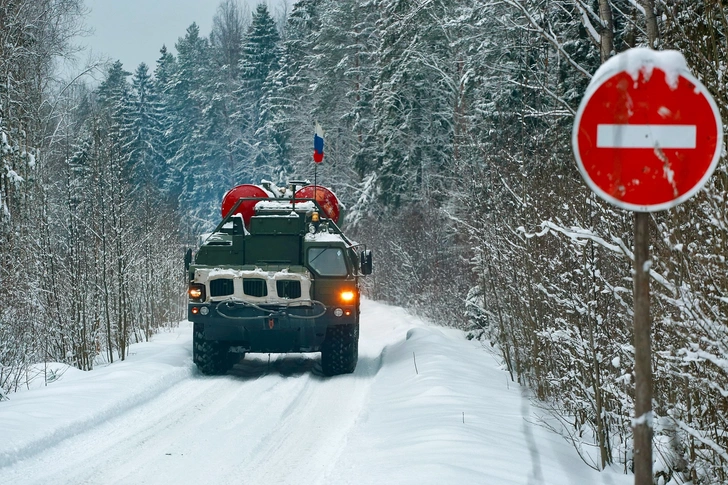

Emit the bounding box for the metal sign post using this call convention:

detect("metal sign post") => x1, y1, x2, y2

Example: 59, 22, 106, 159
632, 211, 652, 484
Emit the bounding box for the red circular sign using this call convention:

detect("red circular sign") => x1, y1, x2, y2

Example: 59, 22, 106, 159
573, 62, 722, 212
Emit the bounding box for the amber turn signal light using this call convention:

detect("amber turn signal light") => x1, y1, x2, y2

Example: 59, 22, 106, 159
340, 290, 356, 303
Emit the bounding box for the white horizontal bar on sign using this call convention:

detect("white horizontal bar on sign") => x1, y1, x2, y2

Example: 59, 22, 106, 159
596, 124, 697, 149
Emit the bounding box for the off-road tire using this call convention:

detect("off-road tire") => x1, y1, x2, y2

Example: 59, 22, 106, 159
193, 325, 231, 375
321, 324, 359, 376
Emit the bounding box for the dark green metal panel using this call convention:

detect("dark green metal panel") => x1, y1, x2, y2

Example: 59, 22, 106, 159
195, 246, 243, 266
244, 235, 301, 265
248, 215, 305, 236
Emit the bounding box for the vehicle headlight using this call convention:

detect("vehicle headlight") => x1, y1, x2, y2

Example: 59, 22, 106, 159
188, 283, 206, 302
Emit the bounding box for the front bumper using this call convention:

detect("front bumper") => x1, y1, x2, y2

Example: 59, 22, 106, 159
188, 301, 357, 353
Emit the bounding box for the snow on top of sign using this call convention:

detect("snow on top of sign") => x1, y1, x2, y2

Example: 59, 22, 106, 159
591, 47, 688, 90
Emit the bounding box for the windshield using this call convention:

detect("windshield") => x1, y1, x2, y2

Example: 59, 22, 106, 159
308, 247, 348, 276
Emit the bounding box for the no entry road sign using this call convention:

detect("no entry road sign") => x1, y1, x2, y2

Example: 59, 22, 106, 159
572, 48, 723, 212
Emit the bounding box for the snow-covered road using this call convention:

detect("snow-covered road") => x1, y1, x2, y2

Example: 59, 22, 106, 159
0, 300, 631, 485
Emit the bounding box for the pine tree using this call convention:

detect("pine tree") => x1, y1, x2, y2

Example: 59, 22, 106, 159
164, 23, 219, 236
236, 3, 282, 178
207, 0, 250, 190
152, 45, 179, 202
300, 0, 380, 201
371, 0, 457, 208
261, 0, 323, 181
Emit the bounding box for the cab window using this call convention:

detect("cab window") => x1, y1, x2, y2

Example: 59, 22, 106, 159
308, 247, 348, 276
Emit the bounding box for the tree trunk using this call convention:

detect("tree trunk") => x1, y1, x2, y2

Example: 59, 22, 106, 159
641, 0, 659, 49
598, 0, 614, 62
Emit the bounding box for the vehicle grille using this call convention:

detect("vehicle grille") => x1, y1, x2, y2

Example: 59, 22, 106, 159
209, 278, 234, 297
243, 279, 268, 297
276, 280, 302, 299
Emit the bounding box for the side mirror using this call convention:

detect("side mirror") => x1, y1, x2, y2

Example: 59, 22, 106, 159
360, 250, 373, 275
184, 248, 192, 271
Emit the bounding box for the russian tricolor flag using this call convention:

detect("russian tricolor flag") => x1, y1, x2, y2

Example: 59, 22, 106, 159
313, 122, 324, 163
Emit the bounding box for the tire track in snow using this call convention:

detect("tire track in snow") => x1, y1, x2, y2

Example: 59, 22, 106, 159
1, 365, 303, 485
233, 355, 380, 485
1, 301, 395, 485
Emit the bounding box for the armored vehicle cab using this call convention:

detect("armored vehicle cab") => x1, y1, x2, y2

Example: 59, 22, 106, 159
185, 182, 372, 376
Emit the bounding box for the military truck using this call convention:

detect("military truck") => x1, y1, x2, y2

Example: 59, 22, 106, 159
185, 181, 372, 376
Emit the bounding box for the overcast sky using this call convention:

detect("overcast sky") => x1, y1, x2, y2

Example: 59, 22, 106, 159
81, 0, 289, 74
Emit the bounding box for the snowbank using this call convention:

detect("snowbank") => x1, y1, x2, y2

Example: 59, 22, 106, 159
0, 328, 193, 469
325, 304, 630, 484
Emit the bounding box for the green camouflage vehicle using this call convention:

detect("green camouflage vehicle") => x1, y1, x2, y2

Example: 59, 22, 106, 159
185, 182, 372, 376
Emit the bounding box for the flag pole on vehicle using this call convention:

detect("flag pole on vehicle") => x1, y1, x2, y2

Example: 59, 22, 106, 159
313, 122, 324, 200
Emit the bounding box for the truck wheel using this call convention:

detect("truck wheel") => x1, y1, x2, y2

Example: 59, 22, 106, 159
193, 325, 231, 375
321, 324, 359, 376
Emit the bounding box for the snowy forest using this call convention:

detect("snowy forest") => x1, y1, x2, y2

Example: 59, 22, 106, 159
1, 0, 727, 483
